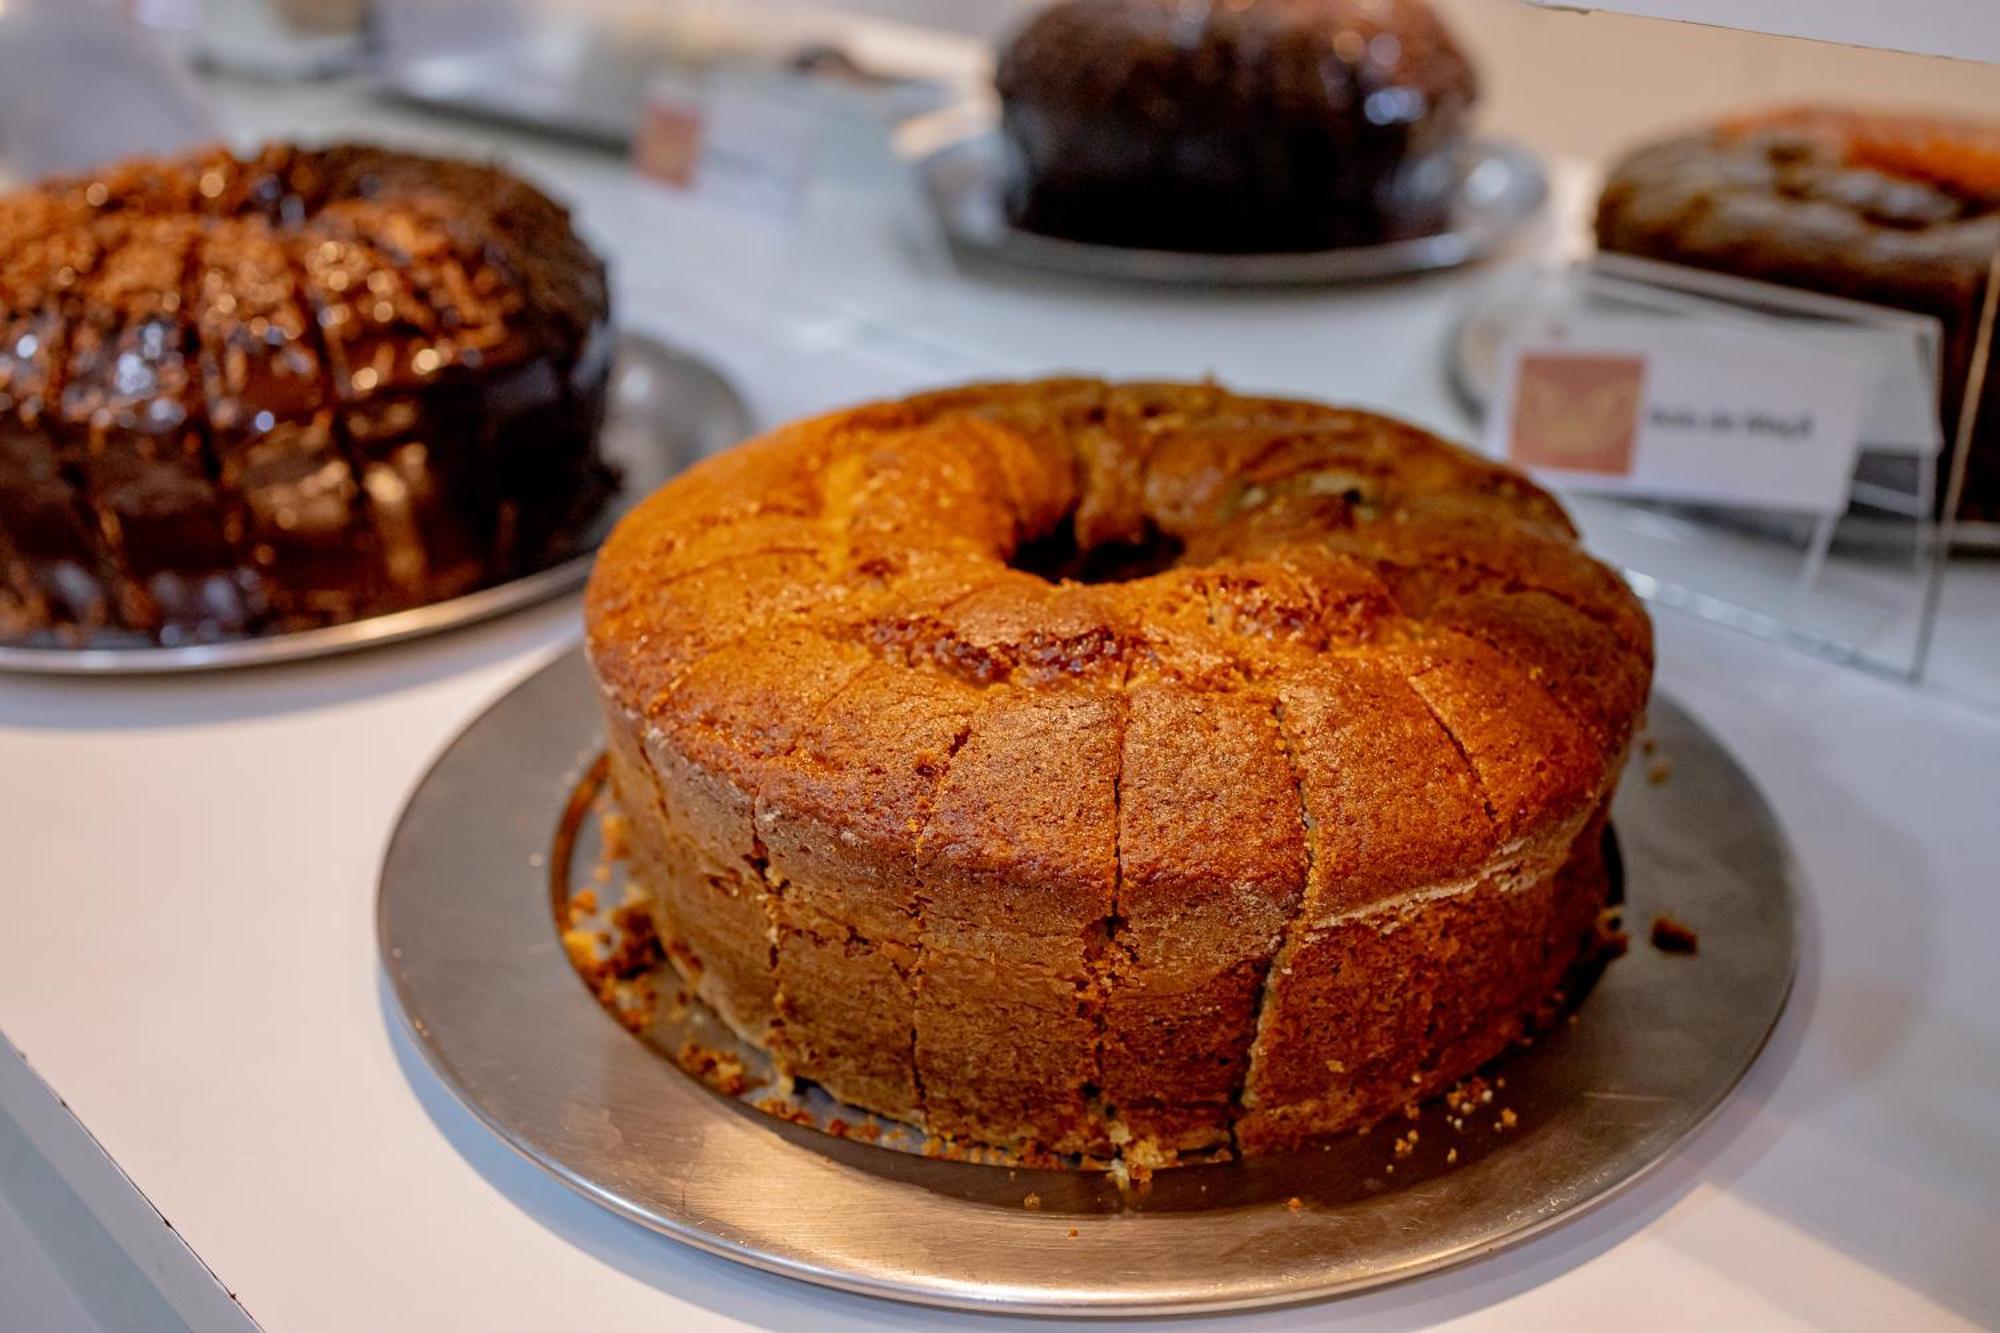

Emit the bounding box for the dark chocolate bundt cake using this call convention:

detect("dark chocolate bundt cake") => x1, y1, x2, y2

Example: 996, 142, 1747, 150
0, 141, 613, 646
995, 0, 1479, 253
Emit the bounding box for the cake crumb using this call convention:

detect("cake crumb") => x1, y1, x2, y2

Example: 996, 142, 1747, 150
1023, 1193, 1042, 1211
1497, 1107, 1519, 1132
675, 1042, 754, 1097
561, 927, 601, 975
1593, 907, 1631, 961
1647, 759, 1673, 786
600, 809, 632, 860
1650, 914, 1700, 954
1067, 1227, 1080, 1238
1445, 1077, 1491, 1116
1446, 1147, 1459, 1164
1286, 1196, 1303, 1212
605, 902, 664, 979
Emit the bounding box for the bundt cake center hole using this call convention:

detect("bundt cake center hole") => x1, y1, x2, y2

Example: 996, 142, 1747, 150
1008, 521, 1186, 585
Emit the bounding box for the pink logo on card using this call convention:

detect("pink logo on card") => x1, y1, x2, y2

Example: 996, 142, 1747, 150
1508, 353, 1646, 476
635, 95, 704, 189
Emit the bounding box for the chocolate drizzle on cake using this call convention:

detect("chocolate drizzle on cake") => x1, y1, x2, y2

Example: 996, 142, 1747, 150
0, 142, 614, 646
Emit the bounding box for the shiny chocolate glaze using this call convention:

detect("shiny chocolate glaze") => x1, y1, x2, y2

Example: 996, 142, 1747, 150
995, 0, 1477, 254
0, 143, 613, 646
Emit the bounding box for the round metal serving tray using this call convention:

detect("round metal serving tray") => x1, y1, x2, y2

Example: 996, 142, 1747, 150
0, 334, 751, 675
379, 648, 1799, 1316
917, 130, 1548, 287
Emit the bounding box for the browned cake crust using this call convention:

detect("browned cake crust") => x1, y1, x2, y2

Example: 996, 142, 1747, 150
996, 0, 1476, 252
585, 380, 1652, 1163
1595, 107, 2000, 521
0, 141, 613, 646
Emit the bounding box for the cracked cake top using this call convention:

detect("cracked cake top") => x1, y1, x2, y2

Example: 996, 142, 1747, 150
585, 379, 1651, 929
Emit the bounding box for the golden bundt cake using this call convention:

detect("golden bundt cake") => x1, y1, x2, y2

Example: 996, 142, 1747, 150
585, 380, 1651, 1163
0, 141, 612, 646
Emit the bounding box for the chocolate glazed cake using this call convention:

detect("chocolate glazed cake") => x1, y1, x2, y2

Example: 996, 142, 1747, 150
0, 142, 613, 646
995, 0, 1478, 253
1597, 108, 2000, 521
585, 380, 1652, 1165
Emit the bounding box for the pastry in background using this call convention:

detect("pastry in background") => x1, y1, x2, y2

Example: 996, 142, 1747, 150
1596, 108, 2000, 521
995, 0, 1478, 254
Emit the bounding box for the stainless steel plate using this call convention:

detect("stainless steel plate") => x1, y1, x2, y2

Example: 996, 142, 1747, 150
918, 131, 1548, 286
379, 648, 1798, 1315
0, 335, 750, 675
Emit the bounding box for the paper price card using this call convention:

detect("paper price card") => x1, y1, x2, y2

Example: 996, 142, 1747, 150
634, 71, 825, 223
1482, 313, 1873, 515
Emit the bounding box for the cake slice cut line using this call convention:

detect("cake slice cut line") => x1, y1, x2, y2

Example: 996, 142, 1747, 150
0, 140, 614, 643
584, 378, 1652, 1164
1228, 691, 1315, 1143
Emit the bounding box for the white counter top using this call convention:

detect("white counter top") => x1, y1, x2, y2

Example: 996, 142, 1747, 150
2, 72, 1996, 1332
